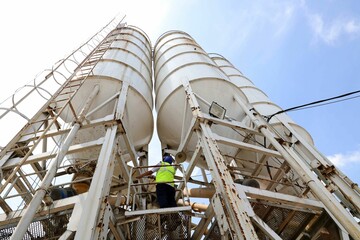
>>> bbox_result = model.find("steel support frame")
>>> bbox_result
[191,202,215,240]
[233,95,360,239]
[74,125,117,239]
[197,124,259,239]
[179,80,281,239]
[9,84,101,240]
[282,121,360,214]
[182,81,269,239]
[9,123,82,240]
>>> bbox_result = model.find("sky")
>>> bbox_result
[0,0,359,185]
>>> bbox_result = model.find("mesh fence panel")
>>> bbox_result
[129,212,190,240]
[206,203,315,240]
[0,211,71,240]
[254,203,314,240]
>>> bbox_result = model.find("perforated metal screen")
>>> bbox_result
[206,203,315,240]
[0,211,71,240]
[129,212,191,240]
[254,203,313,240]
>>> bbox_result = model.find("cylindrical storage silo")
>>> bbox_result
[209,53,313,145]
[56,25,153,192]
[60,25,153,150]
[210,53,316,193]
[154,31,249,163]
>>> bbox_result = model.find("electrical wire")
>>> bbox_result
[265,89,360,121]
[285,94,360,113]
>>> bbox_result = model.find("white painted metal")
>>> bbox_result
[1,19,360,240]
[213,53,360,236]
[235,96,360,239]
[0,16,120,149]
[62,26,153,151]
[207,53,319,193]
[154,31,249,158]
[209,53,313,145]
[74,125,117,240]
[11,85,100,240]
[0,21,156,239]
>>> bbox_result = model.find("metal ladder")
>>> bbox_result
[0,25,120,215]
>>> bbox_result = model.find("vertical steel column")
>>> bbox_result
[74,125,117,239]
[10,85,100,240]
[182,81,258,239]
[198,125,258,239]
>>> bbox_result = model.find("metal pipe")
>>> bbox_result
[330,174,360,213]
[183,188,215,198]
[11,85,100,240]
[234,95,360,239]
[177,199,208,212]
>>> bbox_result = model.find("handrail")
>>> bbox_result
[126,163,190,211]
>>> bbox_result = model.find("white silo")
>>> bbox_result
[53,25,154,194]
[209,53,317,192]
[154,31,249,165]
[1,19,359,239]
[154,31,306,193]
[60,25,153,151]
[209,53,313,144]
[0,22,155,239]
[154,31,360,239]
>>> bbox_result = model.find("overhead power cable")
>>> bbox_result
[265,89,360,122]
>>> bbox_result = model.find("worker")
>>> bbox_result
[136,155,177,208]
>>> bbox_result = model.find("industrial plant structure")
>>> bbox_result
[0,17,359,240]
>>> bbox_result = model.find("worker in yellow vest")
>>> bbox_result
[136,155,176,208]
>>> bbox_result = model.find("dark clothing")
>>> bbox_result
[156,183,177,208]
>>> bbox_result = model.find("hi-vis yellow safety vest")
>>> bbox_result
[156,162,175,187]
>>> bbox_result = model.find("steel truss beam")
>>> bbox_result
[234,95,360,239]
[179,81,360,239]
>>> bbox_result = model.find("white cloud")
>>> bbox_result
[217,1,298,63]
[307,14,360,45]
[327,150,360,167]
[345,20,360,34]
[273,5,296,38]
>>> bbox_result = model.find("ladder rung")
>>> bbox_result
[83,60,99,65]
[75,74,91,78]
[29,117,55,125]
[91,52,104,57]
[10,145,33,151]
[71,77,88,82]
[87,58,101,62]
[19,130,41,137]
[76,71,93,77]
[58,90,75,95]
[64,83,82,89]
[80,66,94,71]
[51,98,68,103]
